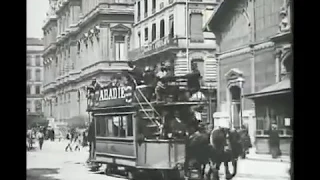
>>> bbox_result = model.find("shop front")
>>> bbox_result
[245,77,292,155]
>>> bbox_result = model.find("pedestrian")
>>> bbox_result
[269,123,281,159]
[82,131,88,147]
[65,131,73,152]
[74,134,81,151]
[51,129,55,141]
[239,125,252,159]
[87,121,95,163]
[37,130,44,150]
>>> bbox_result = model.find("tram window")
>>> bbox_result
[96,116,107,137]
[103,115,133,138]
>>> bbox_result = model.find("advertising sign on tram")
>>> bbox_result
[93,75,133,108]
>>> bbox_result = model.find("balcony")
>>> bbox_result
[43,81,56,92]
[80,61,129,78]
[128,35,179,60]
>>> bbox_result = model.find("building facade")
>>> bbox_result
[128,0,221,123]
[206,0,292,154]
[42,0,134,123]
[27,38,44,116]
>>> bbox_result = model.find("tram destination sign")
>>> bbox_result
[95,85,133,108]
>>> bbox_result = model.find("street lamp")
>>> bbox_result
[208,82,215,125]
[237,77,245,129]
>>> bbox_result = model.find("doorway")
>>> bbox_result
[230,86,241,129]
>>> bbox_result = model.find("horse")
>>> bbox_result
[185,127,243,180]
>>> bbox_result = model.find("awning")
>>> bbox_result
[245,77,291,99]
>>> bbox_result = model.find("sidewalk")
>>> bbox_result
[246,148,290,163]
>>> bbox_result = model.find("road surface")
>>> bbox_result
[27,140,290,180]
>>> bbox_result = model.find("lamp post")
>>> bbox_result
[237,77,245,129]
[208,82,215,125]
[185,0,190,72]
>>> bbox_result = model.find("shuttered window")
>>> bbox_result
[152,23,156,41]
[190,13,204,42]
[169,15,174,38]
[160,19,165,38]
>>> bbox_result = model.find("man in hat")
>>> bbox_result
[155,62,168,102]
[269,123,281,158]
[128,61,144,86]
[185,62,201,96]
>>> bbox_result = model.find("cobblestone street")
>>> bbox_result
[27,140,290,180]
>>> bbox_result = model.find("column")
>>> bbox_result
[99,23,109,61]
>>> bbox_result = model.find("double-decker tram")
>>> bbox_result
[86,65,208,180]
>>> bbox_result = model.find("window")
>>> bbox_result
[35,85,41,94]
[144,0,148,17]
[138,31,141,48]
[137,1,141,21]
[96,115,133,137]
[190,13,204,42]
[35,55,41,66]
[169,15,174,38]
[36,69,41,81]
[27,85,32,95]
[160,19,165,38]
[114,36,126,61]
[152,23,156,41]
[27,100,31,112]
[144,27,149,41]
[27,69,32,80]
[96,116,107,136]
[27,55,32,66]
[35,100,42,113]
[152,0,156,13]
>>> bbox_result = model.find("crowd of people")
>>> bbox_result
[65,128,89,152]
[26,127,45,151]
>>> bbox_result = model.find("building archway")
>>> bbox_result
[225,68,245,129]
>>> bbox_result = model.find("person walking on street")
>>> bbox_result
[269,123,281,159]
[82,131,88,147]
[74,133,81,151]
[37,130,44,150]
[65,131,73,152]
[239,125,252,159]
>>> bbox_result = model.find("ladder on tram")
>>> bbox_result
[129,75,163,138]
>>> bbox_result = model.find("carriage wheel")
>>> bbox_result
[104,165,112,175]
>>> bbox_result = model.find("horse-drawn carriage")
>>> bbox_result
[86,64,241,180]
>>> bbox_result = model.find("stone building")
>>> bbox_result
[128,0,221,123]
[205,0,292,154]
[42,0,134,123]
[27,38,44,116]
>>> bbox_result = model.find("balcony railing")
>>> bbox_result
[128,35,178,60]
[100,0,134,3]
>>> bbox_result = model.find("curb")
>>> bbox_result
[246,156,290,163]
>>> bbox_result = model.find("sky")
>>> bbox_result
[27,0,49,38]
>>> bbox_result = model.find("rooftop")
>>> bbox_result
[27,38,44,46]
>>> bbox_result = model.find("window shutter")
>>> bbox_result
[190,13,204,42]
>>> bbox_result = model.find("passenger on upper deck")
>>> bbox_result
[155,62,168,102]
[87,78,102,105]
[127,61,144,86]
[185,62,201,96]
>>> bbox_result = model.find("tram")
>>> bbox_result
[86,67,208,180]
